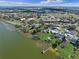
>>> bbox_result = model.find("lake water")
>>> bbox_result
[0,21,54,59]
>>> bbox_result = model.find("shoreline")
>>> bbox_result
[1,19,60,57]
[0,19,22,26]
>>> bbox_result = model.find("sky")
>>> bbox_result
[0,0,79,6]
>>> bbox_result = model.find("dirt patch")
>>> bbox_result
[20,32,32,39]
[34,40,50,50]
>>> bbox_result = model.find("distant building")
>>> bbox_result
[20,18,26,21]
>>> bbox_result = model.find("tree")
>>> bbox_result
[15,25,21,28]
[67,25,76,30]
[55,39,62,45]
[52,43,57,48]
[21,27,27,33]
[29,29,37,35]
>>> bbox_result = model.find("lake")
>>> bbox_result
[0,21,54,59]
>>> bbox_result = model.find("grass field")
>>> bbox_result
[58,43,79,59]
[40,33,52,41]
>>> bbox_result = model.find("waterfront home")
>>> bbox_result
[42,28,59,34]
[20,18,26,21]
[54,32,65,41]
[65,29,77,36]
[70,37,79,47]
[31,23,41,28]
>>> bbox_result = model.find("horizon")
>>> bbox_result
[0,6,79,7]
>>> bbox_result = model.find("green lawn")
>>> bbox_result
[58,43,78,59]
[40,33,52,41]
[2,19,22,25]
[5,20,22,25]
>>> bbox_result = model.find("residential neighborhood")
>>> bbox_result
[0,6,79,59]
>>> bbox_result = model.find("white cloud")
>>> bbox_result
[58,3,79,6]
[40,0,63,4]
[0,1,33,6]
[0,1,7,2]
[0,0,79,7]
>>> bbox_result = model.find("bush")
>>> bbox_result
[52,43,57,48]
[15,25,21,28]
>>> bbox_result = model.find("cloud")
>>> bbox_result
[0,0,79,6]
[0,1,7,2]
[0,1,33,6]
[40,0,63,4]
[58,3,79,6]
